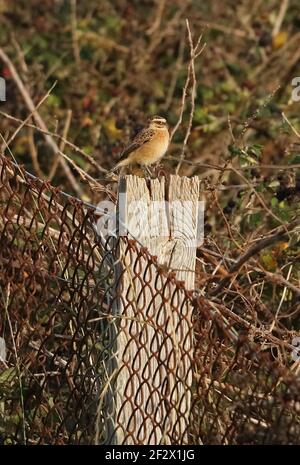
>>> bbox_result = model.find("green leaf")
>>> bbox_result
[249,212,262,227]
[194,107,212,125]
[271,197,278,208]
[248,144,263,158]
[0,367,17,386]
[47,94,60,107]
[289,154,300,164]
[228,144,242,156]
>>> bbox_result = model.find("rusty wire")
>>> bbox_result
[0,153,299,445]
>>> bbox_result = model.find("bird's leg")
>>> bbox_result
[154,161,164,178]
[143,165,153,178]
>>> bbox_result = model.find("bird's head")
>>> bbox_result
[148,115,168,130]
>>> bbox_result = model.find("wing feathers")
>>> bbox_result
[119,128,154,161]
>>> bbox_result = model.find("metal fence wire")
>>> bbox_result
[0,153,299,445]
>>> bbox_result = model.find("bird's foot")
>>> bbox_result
[142,166,154,178]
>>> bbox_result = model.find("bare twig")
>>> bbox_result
[253,265,300,297]
[272,0,289,37]
[28,124,44,178]
[239,86,280,142]
[70,0,81,66]
[200,246,300,298]
[48,109,72,181]
[146,0,166,35]
[169,58,191,141]
[0,110,107,174]
[0,47,83,195]
[176,22,204,174]
[212,189,243,249]
[5,82,57,148]
[1,284,26,444]
[282,112,300,139]
[170,19,205,174]
[269,264,293,333]
[169,21,205,140]
[166,155,300,171]
[11,36,29,75]
[198,20,249,39]
[229,164,290,232]
[209,218,300,296]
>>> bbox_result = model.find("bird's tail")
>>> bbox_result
[105,163,122,179]
[106,159,127,178]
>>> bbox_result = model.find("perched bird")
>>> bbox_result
[107,115,169,177]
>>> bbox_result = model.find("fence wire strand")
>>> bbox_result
[0,153,299,445]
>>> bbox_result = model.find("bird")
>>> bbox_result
[107,115,169,177]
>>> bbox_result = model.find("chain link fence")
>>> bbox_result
[0,153,299,445]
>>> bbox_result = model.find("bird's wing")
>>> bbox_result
[119,128,154,161]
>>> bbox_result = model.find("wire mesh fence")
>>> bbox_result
[0,153,299,445]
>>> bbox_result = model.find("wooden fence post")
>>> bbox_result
[107,175,200,444]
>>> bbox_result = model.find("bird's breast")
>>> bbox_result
[138,130,169,165]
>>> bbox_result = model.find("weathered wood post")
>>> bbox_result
[104,174,200,445]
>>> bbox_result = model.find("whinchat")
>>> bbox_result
[107,115,169,176]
